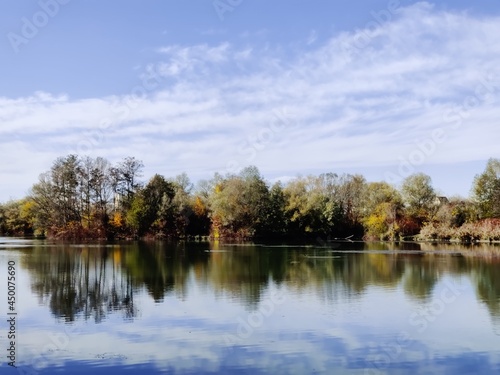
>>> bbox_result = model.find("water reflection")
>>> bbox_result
[22,244,138,322]
[2,239,500,374]
[17,240,500,324]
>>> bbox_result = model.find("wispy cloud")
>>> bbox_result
[2,2,500,200]
[156,43,231,77]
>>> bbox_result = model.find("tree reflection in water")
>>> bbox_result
[20,240,500,332]
[23,244,137,322]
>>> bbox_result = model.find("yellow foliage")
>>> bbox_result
[193,196,207,217]
[112,212,124,228]
[20,200,35,220]
[364,202,392,236]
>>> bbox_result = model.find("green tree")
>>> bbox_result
[126,194,148,237]
[401,173,436,222]
[472,158,500,218]
[362,182,402,215]
[283,176,316,235]
[209,166,270,238]
[260,182,289,237]
[30,172,57,233]
[283,175,347,237]
[129,174,176,237]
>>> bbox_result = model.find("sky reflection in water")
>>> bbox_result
[0,239,499,374]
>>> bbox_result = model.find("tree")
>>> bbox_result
[261,182,289,237]
[76,156,112,227]
[187,195,211,236]
[50,155,81,225]
[336,174,367,224]
[363,202,394,238]
[30,171,57,233]
[0,200,34,235]
[77,156,94,226]
[190,180,213,237]
[283,176,309,234]
[91,157,113,222]
[208,166,270,238]
[171,173,194,236]
[283,175,345,237]
[362,182,402,216]
[126,194,147,237]
[472,158,500,218]
[434,196,477,227]
[127,174,176,237]
[29,155,82,231]
[110,157,144,206]
[401,173,436,222]
[0,204,4,233]
[361,182,402,239]
[29,155,115,235]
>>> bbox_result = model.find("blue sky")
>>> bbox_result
[1,0,500,201]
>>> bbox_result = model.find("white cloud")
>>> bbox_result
[2,2,500,200]
[156,43,231,77]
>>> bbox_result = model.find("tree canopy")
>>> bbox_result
[473,158,500,219]
[0,156,498,242]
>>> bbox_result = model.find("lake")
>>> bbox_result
[0,238,500,374]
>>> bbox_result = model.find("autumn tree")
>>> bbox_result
[29,155,140,238]
[189,179,213,236]
[16,156,500,241]
[188,195,211,237]
[0,200,34,235]
[434,196,477,227]
[0,204,4,233]
[362,182,402,239]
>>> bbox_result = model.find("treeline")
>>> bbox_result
[1,155,499,241]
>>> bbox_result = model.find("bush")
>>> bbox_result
[418,222,452,241]
[418,219,500,243]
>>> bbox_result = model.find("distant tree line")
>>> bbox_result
[1,155,499,242]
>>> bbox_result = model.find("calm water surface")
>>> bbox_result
[0,238,500,374]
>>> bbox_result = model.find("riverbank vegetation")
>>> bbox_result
[1,155,499,242]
